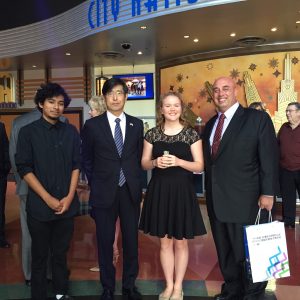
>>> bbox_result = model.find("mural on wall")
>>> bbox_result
[0,72,13,103]
[160,51,300,130]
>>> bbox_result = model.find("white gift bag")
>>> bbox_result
[244,209,290,283]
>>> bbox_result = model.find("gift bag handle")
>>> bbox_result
[255,208,272,225]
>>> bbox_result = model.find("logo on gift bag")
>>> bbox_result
[244,220,291,283]
[267,246,290,278]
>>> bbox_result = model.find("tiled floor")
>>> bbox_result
[1,183,300,299]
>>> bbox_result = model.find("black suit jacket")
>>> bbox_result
[202,105,278,224]
[81,112,144,208]
[0,122,10,177]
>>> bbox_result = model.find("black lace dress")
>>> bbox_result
[139,126,206,239]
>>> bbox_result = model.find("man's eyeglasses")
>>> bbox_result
[106,90,124,97]
[286,109,299,113]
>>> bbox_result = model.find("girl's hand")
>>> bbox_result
[160,154,181,168]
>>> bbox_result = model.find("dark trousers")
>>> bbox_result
[209,215,267,298]
[0,175,8,242]
[27,215,74,300]
[91,184,140,292]
[280,167,300,225]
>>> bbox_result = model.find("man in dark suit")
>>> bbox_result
[0,121,11,248]
[81,78,144,300]
[202,77,278,300]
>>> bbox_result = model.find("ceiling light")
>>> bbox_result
[32,65,36,68]
[271,27,277,32]
[140,26,147,29]
[230,32,236,37]
[137,51,143,55]
[193,38,199,43]
[65,52,71,56]
[296,21,300,24]
[184,35,190,39]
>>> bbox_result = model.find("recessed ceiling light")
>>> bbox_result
[296,21,300,24]
[140,26,147,30]
[137,51,143,55]
[230,32,236,37]
[193,38,199,43]
[65,52,71,56]
[32,65,36,68]
[184,35,190,39]
[271,27,277,32]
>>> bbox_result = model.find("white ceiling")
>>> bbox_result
[1,0,300,70]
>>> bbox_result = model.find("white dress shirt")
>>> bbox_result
[106,111,126,142]
[209,102,239,146]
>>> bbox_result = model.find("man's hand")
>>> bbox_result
[45,195,62,212]
[55,196,72,215]
[258,195,273,211]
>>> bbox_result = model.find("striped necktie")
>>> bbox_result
[211,113,225,159]
[114,118,126,186]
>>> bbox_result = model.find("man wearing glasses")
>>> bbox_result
[278,102,300,229]
[81,78,144,300]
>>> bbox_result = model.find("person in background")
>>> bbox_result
[15,83,80,300]
[81,78,144,300]
[248,101,277,221]
[248,102,265,111]
[139,92,206,300]
[0,121,11,248]
[88,95,107,118]
[87,95,121,272]
[202,77,278,300]
[9,106,68,286]
[278,102,300,229]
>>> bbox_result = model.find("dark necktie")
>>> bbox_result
[211,113,225,158]
[114,118,126,186]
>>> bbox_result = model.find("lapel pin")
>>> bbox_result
[130,123,133,126]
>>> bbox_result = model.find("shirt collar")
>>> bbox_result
[106,110,125,123]
[286,122,300,130]
[39,117,63,130]
[218,102,239,121]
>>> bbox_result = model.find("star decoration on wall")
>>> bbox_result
[177,86,184,93]
[230,68,240,79]
[169,85,174,91]
[273,69,281,78]
[207,97,213,103]
[292,56,299,65]
[176,73,184,82]
[260,73,263,76]
[199,88,207,98]
[268,58,279,69]
[237,79,244,86]
[186,76,189,79]
[249,63,257,71]
[206,63,213,70]
[188,102,193,108]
